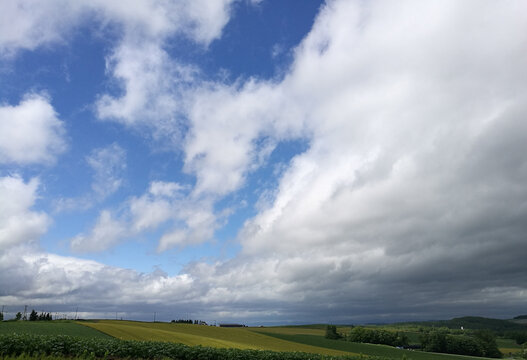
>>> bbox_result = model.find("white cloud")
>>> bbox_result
[184,81,304,196]
[70,210,127,253]
[176,0,527,320]
[95,39,192,139]
[54,144,126,212]
[129,181,220,252]
[1,0,241,145]
[70,181,221,253]
[0,93,66,165]
[91,0,239,142]
[3,0,527,323]
[86,143,126,200]
[0,0,237,56]
[0,1,81,56]
[0,250,195,309]
[0,175,50,249]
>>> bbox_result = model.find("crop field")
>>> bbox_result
[255,332,497,360]
[0,355,86,360]
[0,333,361,360]
[80,320,355,356]
[0,321,110,338]
[250,326,325,336]
[496,338,522,355]
[1,320,522,359]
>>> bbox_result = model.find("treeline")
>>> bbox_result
[170,319,207,325]
[6,310,52,321]
[325,325,502,358]
[406,316,527,334]
[0,333,384,360]
[28,310,52,321]
[420,329,501,358]
[325,326,409,347]
[504,330,527,345]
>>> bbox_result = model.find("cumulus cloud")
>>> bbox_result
[1,0,239,145]
[0,0,236,56]
[0,93,66,165]
[177,0,527,321]
[3,0,527,323]
[0,1,81,56]
[70,181,221,253]
[95,39,194,140]
[70,210,127,253]
[0,175,50,249]
[92,0,237,142]
[0,250,195,314]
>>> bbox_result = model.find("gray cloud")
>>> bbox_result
[1,0,527,325]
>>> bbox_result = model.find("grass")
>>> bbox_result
[79,320,355,356]
[496,338,523,355]
[251,326,325,336]
[255,332,498,360]
[0,321,110,339]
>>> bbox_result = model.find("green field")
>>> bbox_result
[1,319,523,360]
[496,338,523,355]
[80,320,355,356]
[0,321,110,338]
[254,332,496,360]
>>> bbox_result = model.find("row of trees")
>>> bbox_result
[28,310,52,321]
[420,329,501,358]
[170,319,207,325]
[325,326,409,347]
[504,331,527,345]
[5,310,53,321]
[325,325,502,358]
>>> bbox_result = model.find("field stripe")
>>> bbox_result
[79,320,355,356]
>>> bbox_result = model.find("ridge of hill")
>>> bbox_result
[395,316,527,332]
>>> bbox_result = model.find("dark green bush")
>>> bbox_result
[347,327,408,347]
[420,329,501,358]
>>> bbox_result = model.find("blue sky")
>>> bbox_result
[1,0,527,324]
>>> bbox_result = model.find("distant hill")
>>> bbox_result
[400,316,527,332]
[513,315,527,320]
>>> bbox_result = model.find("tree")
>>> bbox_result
[325,325,342,340]
[15,312,22,321]
[473,329,502,358]
[29,310,38,321]
[0,312,3,321]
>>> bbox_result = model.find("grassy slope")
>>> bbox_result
[251,330,496,360]
[79,320,355,356]
[0,321,110,338]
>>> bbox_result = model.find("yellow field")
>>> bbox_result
[80,320,355,356]
[250,326,325,336]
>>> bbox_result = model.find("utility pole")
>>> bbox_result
[75,307,78,320]
[153,312,156,323]
[23,305,28,321]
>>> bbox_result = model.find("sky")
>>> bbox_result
[1,0,526,325]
